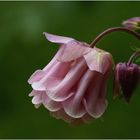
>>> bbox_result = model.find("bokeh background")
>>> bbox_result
[1,1,140,138]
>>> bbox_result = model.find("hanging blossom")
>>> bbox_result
[114,50,140,103]
[27,26,140,124]
[28,33,113,124]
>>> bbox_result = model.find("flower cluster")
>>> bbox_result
[28,33,113,124]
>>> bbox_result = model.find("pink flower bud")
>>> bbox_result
[122,17,140,30]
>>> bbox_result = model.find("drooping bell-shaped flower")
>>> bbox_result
[122,17,140,30]
[28,33,113,124]
[114,51,140,103]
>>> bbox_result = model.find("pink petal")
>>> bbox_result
[63,92,86,118]
[46,90,74,102]
[43,32,74,44]
[91,79,108,118]
[32,93,42,104]
[42,93,62,112]
[89,99,108,118]
[30,90,62,111]
[28,70,46,84]
[32,62,70,91]
[63,70,95,118]
[28,46,68,85]
[28,46,64,85]
[84,48,113,74]
[29,90,38,97]
[58,40,91,62]
[83,73,108,118]
[44,32,92,62]
[43,46,65,71]
[46,58,87,102]
[32,76,61,91]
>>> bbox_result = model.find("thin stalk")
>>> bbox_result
[127,50,140,65]
[90,27,140,48]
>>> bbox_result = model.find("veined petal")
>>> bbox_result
[44,32,92,62]
[89,99,108,118]
[30,90,62,111]
[28,46,66,85]
[84,47,113,74]
[63,92,86,118]
[58,40,91,62]
[32,62,70,91]
[46,58,87,102]
[32,76,61,91]
[29,90,38,97]
[84,73,108,118]
[43,32,74,44]
[63,70,95,118]
[43,46,65,71]
[32,92,42,104]
[42,93,62,112]
[28,70,46,84]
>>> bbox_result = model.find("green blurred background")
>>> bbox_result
[1,1,140,138]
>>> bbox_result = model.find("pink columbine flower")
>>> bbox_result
[28,33,113,124]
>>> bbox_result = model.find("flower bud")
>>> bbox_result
[122,17,140,30]
[114,63,140,102]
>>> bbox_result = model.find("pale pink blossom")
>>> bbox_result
[28,33,113,124]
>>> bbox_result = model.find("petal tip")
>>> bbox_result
[43,32,74,44]
[46,89,74,102]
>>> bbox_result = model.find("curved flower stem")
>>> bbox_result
[90,27,140,48]
[127,50,140,65]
